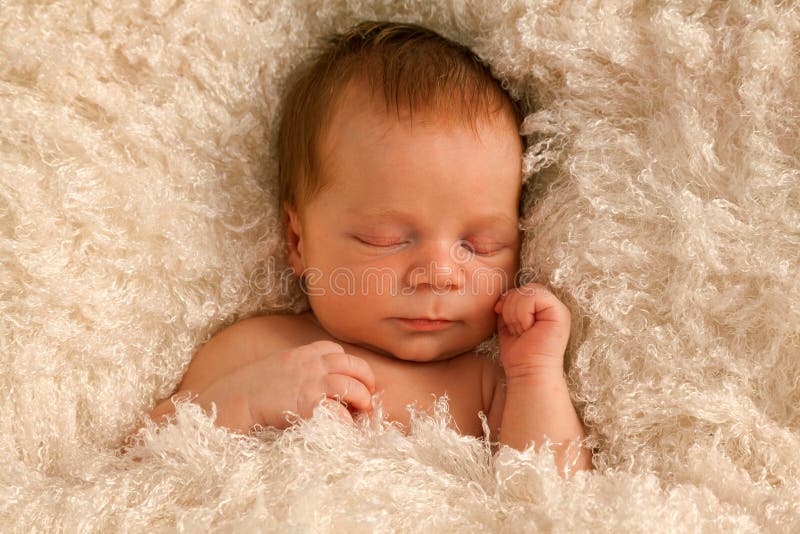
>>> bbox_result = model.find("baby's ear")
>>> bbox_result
[283,203,304,274]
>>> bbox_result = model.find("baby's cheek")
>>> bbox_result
[466,295,501,336]
[466,264,512,298]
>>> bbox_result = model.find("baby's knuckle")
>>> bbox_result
[308,340,344,354]
[345,353,363,371]
[554,300,571,317]
[516,283,539,296]
[321,353,339,371]
[319,351,335,368]
[304,356,326,377]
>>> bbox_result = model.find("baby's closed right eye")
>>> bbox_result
[353,234,408,247]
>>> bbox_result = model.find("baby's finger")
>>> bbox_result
[493,293,507,314]
[516,296,536,332]
[301,340,345,355]
[323,352,376,394]
[503,291,521,336]
[324,374,373,413]
[496,313,512,337]
[522,283,571,324]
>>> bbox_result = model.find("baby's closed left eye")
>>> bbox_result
[460,238,506,255]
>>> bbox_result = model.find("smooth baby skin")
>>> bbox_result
[142,79,592,476]
[149,312,498,437]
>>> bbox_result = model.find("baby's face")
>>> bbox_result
[286,81,522,362]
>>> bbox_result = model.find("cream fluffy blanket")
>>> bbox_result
[2,0,799,531]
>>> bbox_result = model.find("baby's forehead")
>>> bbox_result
[322,75,520,144]
[315,142,522,226]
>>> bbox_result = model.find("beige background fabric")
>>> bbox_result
[1,0,798,530]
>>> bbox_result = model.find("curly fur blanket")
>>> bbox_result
[2,0,799,531]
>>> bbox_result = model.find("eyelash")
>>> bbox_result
[459,240,499,256]
[355,236,407,248]
[355,236,500,256]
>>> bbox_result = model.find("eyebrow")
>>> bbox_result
[350,208,517,227]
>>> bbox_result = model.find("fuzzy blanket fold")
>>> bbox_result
[2,0,799,531]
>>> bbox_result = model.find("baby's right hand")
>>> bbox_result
[193,340,376,433]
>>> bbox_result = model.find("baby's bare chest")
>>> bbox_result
[347,345,487,435]
[255,314,490,436]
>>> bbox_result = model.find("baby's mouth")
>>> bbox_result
[394,317,455,331]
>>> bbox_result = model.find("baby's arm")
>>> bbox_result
[137,317,376,436]
[489,284,593,477]
[146,318,265,427]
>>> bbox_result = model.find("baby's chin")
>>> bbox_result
[351,336,476,362]
[311,310,494,362]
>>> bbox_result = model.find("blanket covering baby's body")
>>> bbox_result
[1,0,798,531]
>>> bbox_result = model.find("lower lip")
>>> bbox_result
[396,318,454,331]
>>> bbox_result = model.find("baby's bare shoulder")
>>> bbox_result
[179,312,321,393]
[237,311,321,351]
[238,311,314,331]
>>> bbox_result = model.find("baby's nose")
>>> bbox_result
[404,239,463,290]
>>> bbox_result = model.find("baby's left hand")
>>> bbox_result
[494,282,572,381]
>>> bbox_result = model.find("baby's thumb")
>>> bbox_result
[494,295,506,314]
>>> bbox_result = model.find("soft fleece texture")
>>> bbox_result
[1,0,799,531]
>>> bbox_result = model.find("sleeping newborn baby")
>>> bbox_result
[143,21,592,476]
